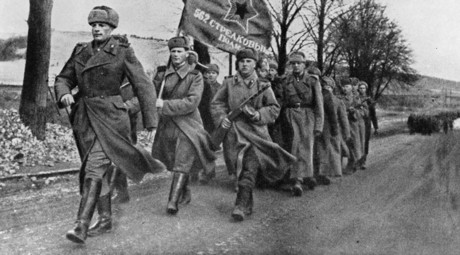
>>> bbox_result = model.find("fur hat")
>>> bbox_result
[88,6,119,28]
[340,77,353,87]
[168,36,190,50]
[236,48,258,62]
[288,51,306,63]
[205,63,220,74]
[322,76,336,88]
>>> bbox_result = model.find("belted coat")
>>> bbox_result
[151,63,216,175]
[210,72,296,182]
[54,36,165,188]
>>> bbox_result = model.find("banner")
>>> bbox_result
[179,0,273,55]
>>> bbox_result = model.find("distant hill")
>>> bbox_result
[415,75,460,95]
[0,30,231,85]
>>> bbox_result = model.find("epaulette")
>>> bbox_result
[189,69,200,75]
[75,42,88,54]
[157,65,167,72]
[112,34,130,47]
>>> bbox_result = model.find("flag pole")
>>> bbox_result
[229,53,232,76]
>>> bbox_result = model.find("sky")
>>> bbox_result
[0,0,459,81]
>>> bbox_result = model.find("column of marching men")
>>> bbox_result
[54,6,378,244]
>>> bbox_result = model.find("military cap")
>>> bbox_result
[205,63,220,74]
[269,61,278,70]
[358,81,368,89]
[340,77,353,86]
[88,6,119,28]
[236,47,259,62]
[168,36,190,50]
[288,51,306,63]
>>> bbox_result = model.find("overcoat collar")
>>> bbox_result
[235,71,258,88]
[165,62,193,79]
[77,36,119,73]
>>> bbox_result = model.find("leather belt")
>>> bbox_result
[285,103,311,108]
[82,91,121,98]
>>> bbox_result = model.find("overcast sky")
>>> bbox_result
[1,0,459,81]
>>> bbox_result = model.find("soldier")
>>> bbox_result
[278,52,324,196]
[267,61,286,147]
[338,78,366,174]
[210,48,296,221]
[357,81,378,169]
[316,77,346,178]
[55,6,165,244]
[151,36,216,215]
[199,63,221,134]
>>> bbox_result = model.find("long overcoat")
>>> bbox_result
[316,89,340,176]
[210,73,296,183]
[339,93,366,162]
[360,95,378,155]
[54,36,165,189]
[151,64,216,175]
[279,73,324,179]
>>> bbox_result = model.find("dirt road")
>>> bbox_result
[1,128,460,254]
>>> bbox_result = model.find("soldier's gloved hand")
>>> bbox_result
[242,105,260,122]
[221,118,232,129]
[156,99,164,108]
[60,94,74,107]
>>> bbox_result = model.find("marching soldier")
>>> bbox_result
[357,81,378,169]
[278,53,324,196]
[210,48,296,221]
[199,63,221,134]
[55,6,165,243]
[338,78,366,174]
[151,36,216,215]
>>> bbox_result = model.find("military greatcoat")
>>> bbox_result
[279,72,324,180]
[210,72,296,183]
[151,63,216,175]
[54,36,165,189]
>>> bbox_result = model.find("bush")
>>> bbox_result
[0,36,27,61]
[407,110,460,135]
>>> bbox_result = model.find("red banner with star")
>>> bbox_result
[179,0,273,54]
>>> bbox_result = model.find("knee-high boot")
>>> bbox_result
[112,168,130,204]
[66,178,101,244]
[179,175,191,204]
[87,192,112,237]
[231,185,252,221]
[167,172,188,215]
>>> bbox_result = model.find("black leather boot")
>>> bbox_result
[88,193,112,237]
[112,170,130,204]
[232,186,251,221]
[179,175,191,205]
[167,172,187,215]
[66,179,101,244]
[292,179,303,196]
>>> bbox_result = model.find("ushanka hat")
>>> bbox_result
[322,76,336,88]
[236,47,259,62]
[168,36,190,50]
[88,6,119,28]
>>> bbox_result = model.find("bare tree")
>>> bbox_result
[301,0,349,75]
[331,0,418,99]
[19,0,53,140]
[267,0,311,75]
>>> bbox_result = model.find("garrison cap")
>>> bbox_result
[168,36,190,50]
[88,6,119,28]
[288,51,306,63]
[205,63,220,74]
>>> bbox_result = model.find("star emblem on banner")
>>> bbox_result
[224,0,258,33]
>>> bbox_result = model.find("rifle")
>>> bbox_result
[210,83,271,148]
